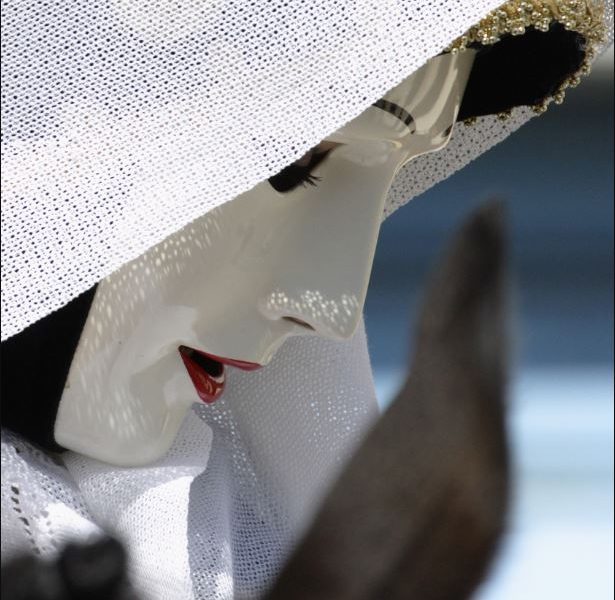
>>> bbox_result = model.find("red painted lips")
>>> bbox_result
[178,345,261,404]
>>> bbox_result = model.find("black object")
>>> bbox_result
[1,286,98,452]
[459,23,586,121]
[1,536,138,600]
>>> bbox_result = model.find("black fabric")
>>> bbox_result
[1,535,138,600]
[1,286,98,452]
[458,24,587,121]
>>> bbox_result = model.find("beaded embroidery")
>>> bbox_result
[449,0,607,121]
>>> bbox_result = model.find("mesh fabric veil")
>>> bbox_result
[2,324,378,599]
[1,1,613,599]
[4,0,611,341]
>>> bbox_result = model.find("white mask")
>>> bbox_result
[55,51,475,466]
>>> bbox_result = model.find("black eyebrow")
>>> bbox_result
[372,99,416,131]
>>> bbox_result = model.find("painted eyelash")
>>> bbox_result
[268,148,332,193]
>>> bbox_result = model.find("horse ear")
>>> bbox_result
[378,200,510,600]
[411,200,508,401]
[265,201,510,600]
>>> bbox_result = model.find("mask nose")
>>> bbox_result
[253,143,400,345]
[260,289,362,340]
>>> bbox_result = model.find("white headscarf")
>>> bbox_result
[1,1,612,598]
[3,0,611,341]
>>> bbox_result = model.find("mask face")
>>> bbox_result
[55,51,475,466]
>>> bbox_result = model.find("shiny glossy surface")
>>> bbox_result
[55,51,475,466]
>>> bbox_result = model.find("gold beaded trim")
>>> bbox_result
[446,0,607,123]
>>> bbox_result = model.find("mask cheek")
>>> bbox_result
[333,139,402,168]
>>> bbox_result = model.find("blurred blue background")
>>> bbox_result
[364,50,614,599]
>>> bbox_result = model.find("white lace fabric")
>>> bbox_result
[2,0,518,341]
[2,324,378,599]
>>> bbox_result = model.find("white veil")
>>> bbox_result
[3,0,611,340]
[2,324,378,599]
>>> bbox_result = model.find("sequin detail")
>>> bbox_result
[450,0,606,120]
